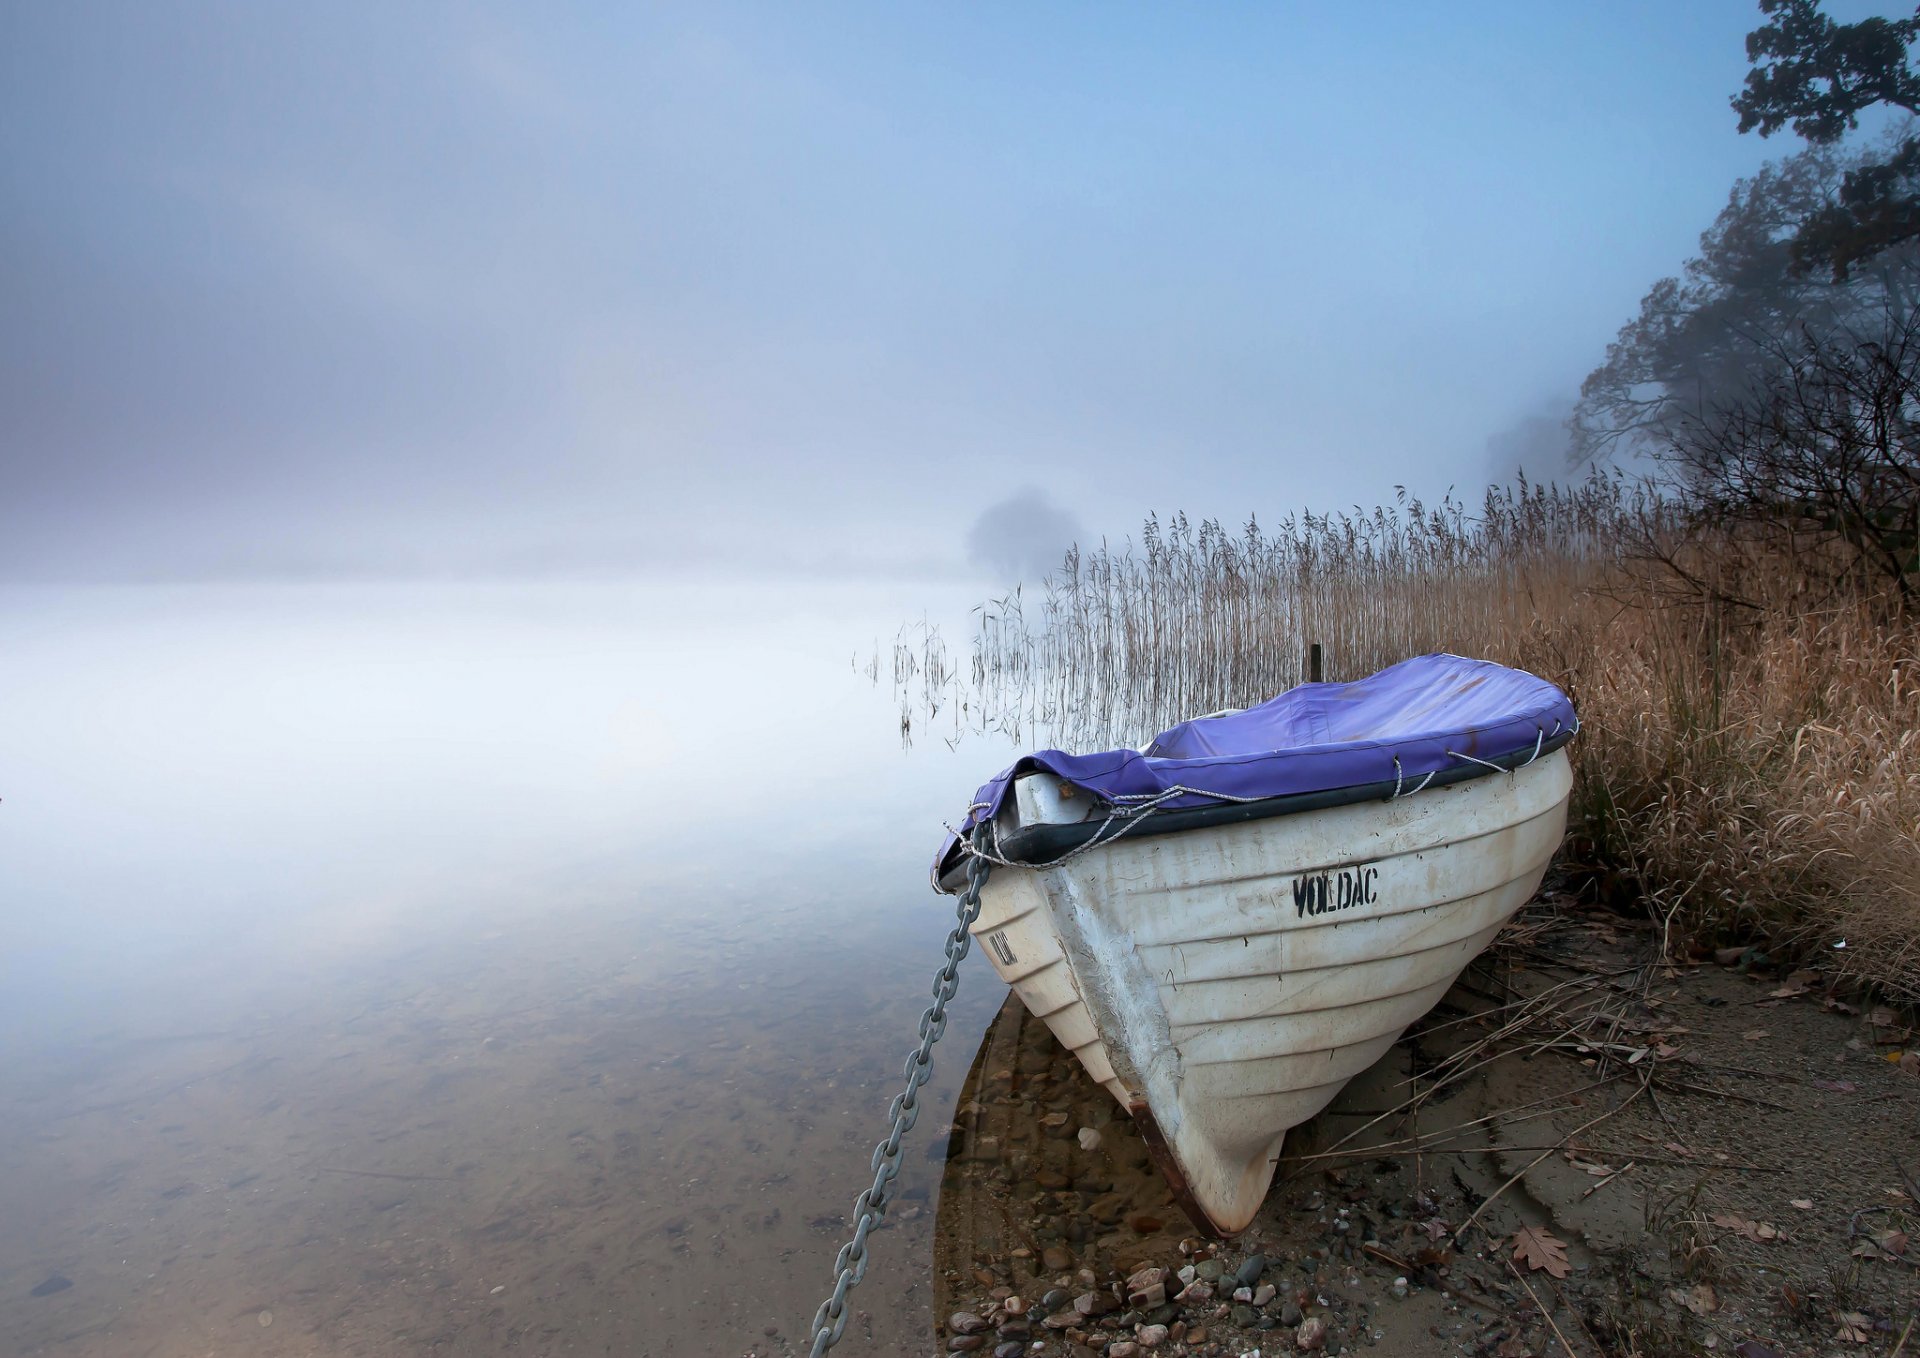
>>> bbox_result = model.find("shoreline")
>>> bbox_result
[921,890,1920,1358]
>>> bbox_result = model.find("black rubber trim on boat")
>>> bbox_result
[936,729,1574,891]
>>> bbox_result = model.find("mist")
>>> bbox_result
[1,2,1791,585]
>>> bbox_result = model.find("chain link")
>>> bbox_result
[805,836,990,1355]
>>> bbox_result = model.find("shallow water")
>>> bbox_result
[0,580,1014,1357]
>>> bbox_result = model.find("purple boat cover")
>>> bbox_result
[938,654,1575,872]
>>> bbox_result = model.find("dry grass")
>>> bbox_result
[1571,595,1920,996]
[912,474,1920,999]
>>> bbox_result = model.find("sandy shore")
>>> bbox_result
[923,888,1919,1358]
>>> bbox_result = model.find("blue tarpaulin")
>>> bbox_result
[937,654,1576,876]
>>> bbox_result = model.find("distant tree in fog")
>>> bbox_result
[1571,0,1920,606]
[1734,0,1920,279]
[966,488,1084,583]
[1572,136,1920,468]
[1485,402,1575,483]
[1575,0,1920,469]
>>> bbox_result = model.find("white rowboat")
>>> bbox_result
[935,654,1576,1236]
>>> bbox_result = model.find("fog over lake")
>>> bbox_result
[0,580,1011,1354]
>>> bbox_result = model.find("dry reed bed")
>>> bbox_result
[910,477,1920,1000]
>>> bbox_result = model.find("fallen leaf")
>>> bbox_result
[1868,1007,1897,1027]
[1811,1079,1858,1093]
[1492,1337,1531,1358]
[1789,1199,1814,1210]
[1668,1283,1719,1315]
[1825,998,1857,1014]
[1899,1052,1920,1075]
[1881,1229,1910,1256]
[1564,1150,1617,1176]
[1417,1219,1449,1240]
[1510,1225,1570,1278]
[1743,1029,1769,1042]
[1712,1213,1787,1243]
[1835,1310,1872,1343]
[1733,1342,1783,1358]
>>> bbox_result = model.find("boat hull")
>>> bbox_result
[967,750,1573,1236]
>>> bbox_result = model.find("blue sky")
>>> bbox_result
[0,2,1871,581]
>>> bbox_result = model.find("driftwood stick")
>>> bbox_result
[1580,1161,1637,1198]
[1505,1257,1587,1358]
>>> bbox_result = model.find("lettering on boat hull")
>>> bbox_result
[1290,864,1380,919]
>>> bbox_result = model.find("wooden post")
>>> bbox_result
[1308,643,1323,683]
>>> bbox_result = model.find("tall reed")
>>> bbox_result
[903,473,1920,999]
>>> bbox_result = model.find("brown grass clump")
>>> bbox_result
[1567,594,1920,995]
[922,474,1920,999]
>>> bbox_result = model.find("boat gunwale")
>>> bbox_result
[935,730,1574,889]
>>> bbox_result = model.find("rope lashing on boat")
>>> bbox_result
[1393,716,1570,798]
[1388,760,1437,799]
[944,777,1259,872]
[952,714,1580,873]
[804,832,991,1356]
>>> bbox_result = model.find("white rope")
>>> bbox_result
[1444,749,1513,774]
[1111,782,1267,806]
[945,798,1158,872]
[1389,756,1436,800]
[947,776,1256,873]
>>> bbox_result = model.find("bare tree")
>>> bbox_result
[1664,298,1920,608]
[1573,135,1920,469]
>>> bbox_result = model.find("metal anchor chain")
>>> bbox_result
[805,837,991,1355]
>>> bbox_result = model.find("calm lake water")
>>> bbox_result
[0,580,1014,1357]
